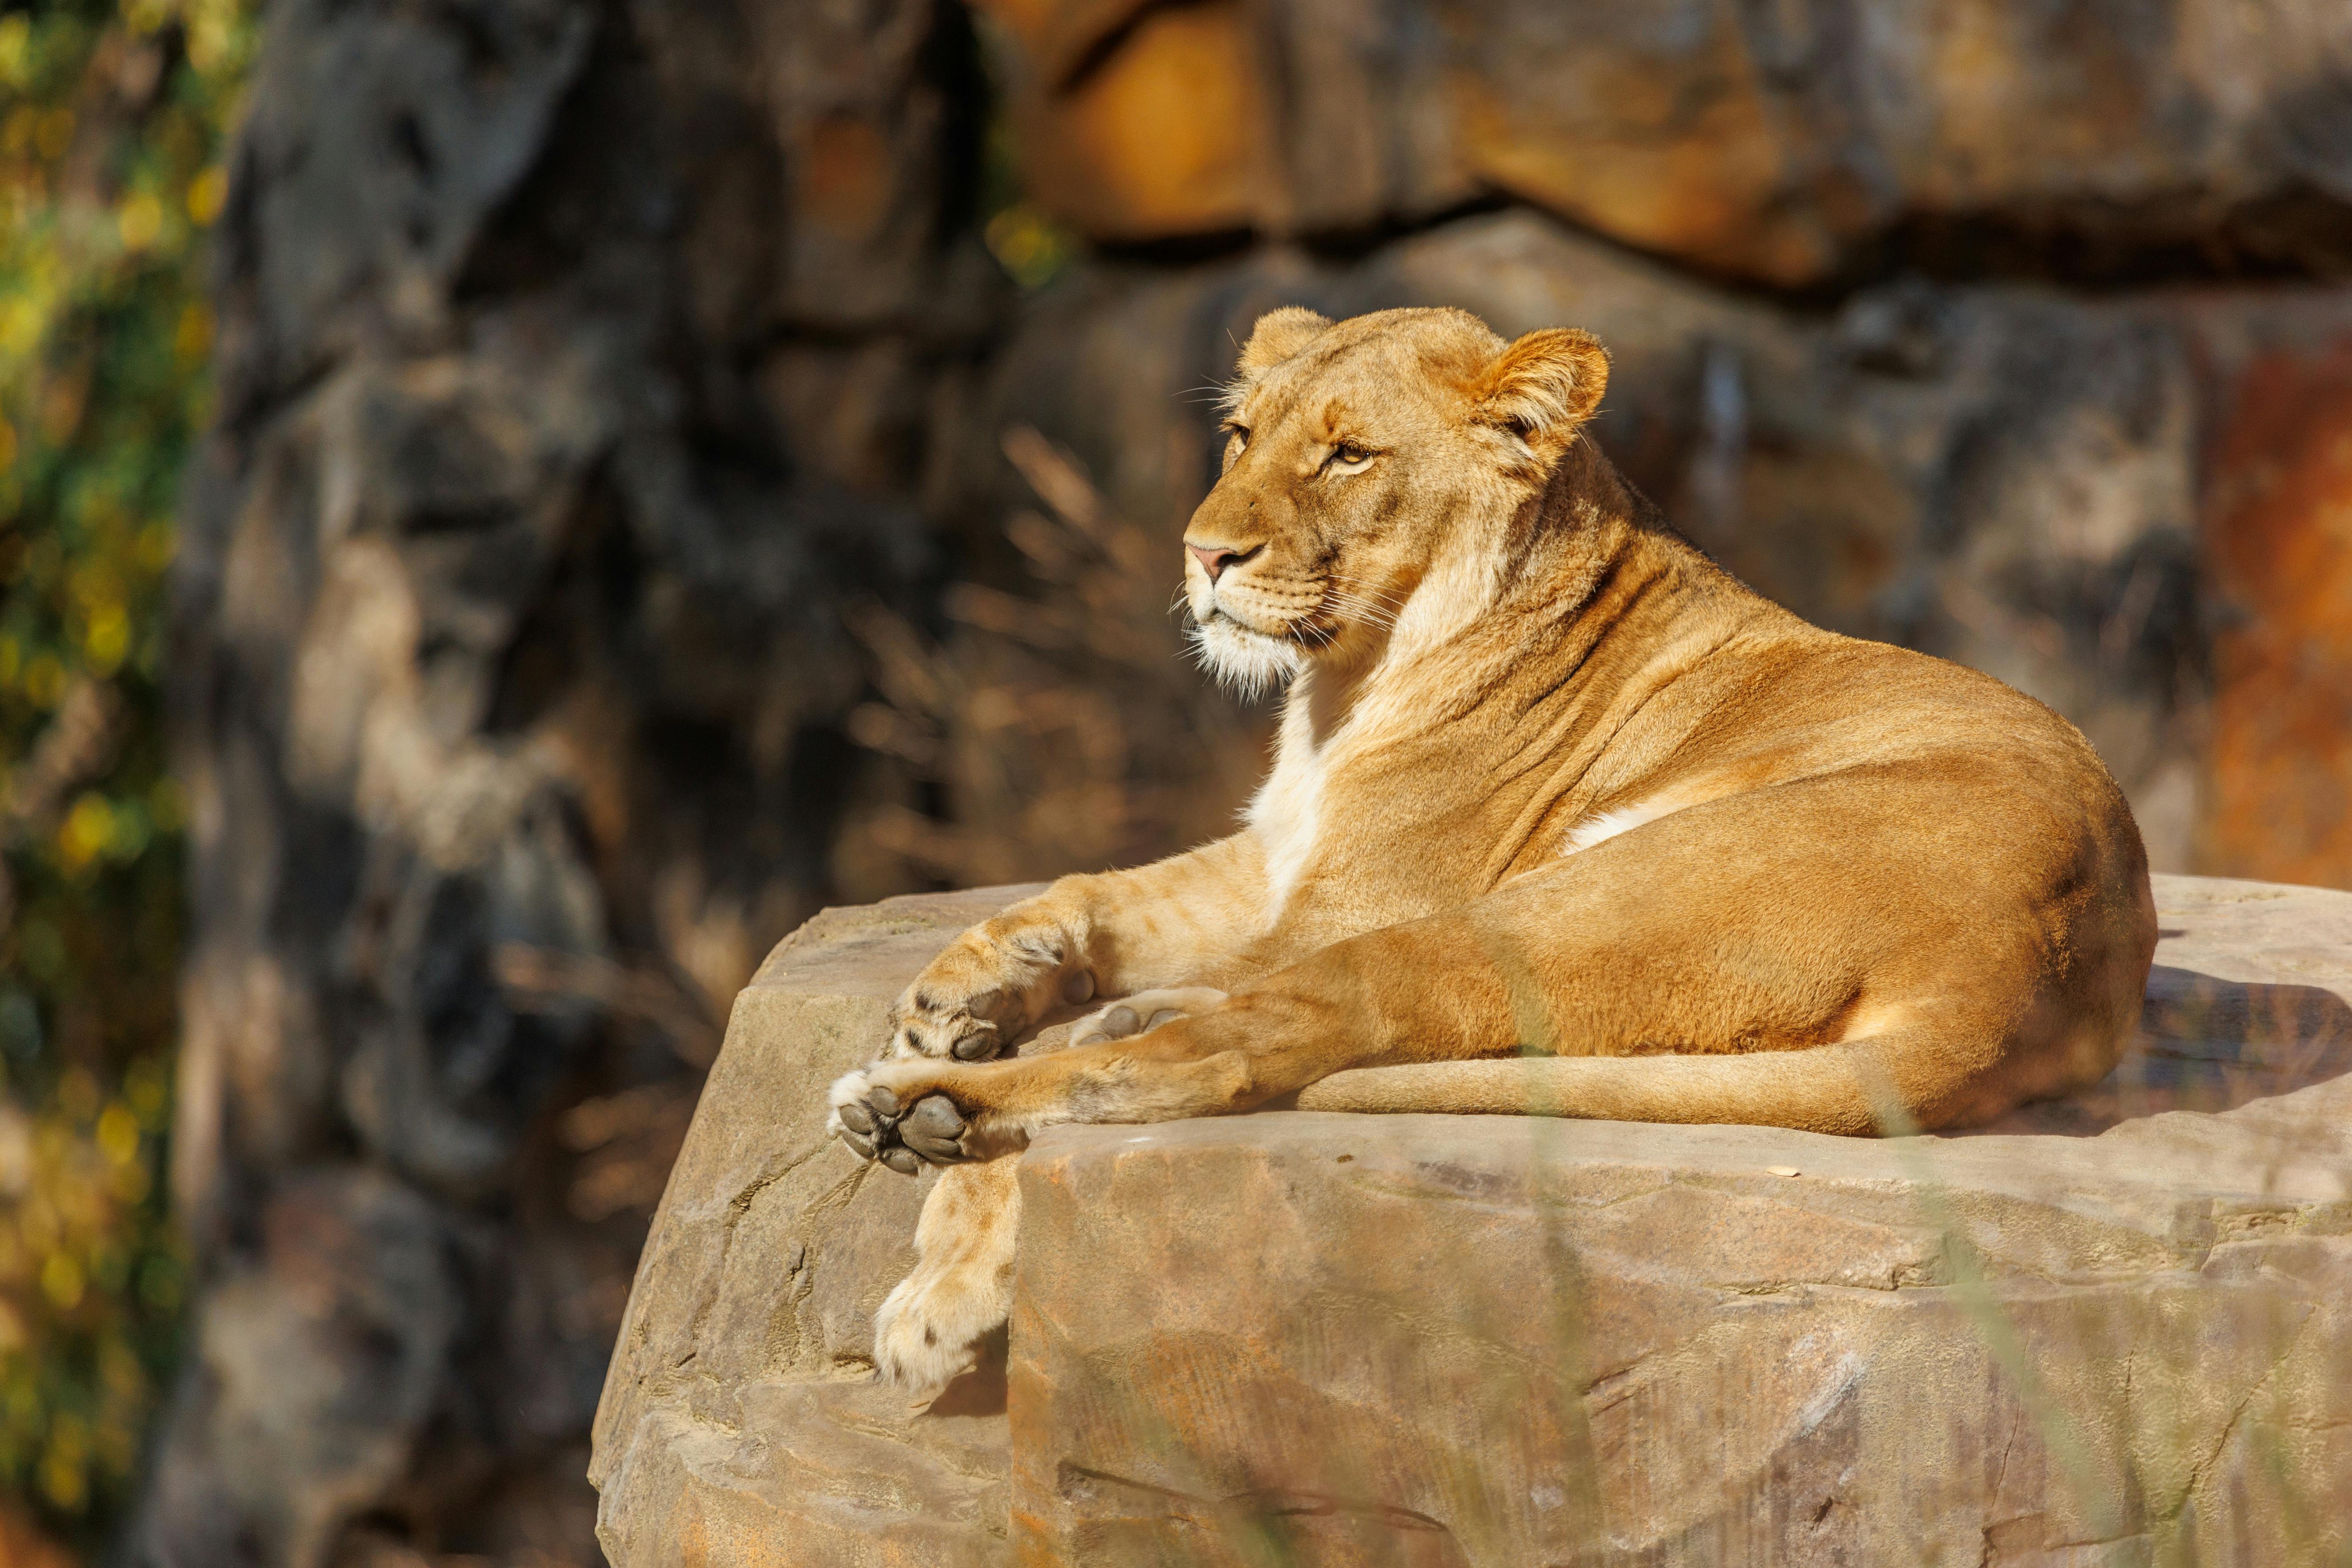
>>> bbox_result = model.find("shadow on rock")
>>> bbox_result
[1975,964,2352,1135]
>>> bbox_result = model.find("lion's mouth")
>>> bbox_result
[1206,575,1356,640]
[1200,603,1299,642]
[1187,608,1308,697]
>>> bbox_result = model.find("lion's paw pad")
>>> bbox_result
[830,1075,967,1174]
[899,1095,967,1163]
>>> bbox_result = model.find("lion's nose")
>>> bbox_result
[1187,543,1257,582]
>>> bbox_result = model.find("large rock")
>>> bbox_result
[984,207,2352,879]
[148,0,991,1557]
[588,887,1042,1567]
[590,873,2352,1565]
[976,0,2352,286]
[2194,319,2352,888]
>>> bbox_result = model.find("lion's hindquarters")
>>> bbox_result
[1270,764,2150,1134]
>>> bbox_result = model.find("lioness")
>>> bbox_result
[828,306,2156,1392]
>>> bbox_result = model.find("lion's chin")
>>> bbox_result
[1188,615,1305,701]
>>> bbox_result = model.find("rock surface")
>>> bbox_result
[976,0,2352,286]
[147,0,993,1557]
[590,873,2352,1565]
[588,887,1043,1567]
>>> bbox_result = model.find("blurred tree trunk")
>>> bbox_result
[136,0,999,1560]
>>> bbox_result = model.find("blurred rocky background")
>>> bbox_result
[0,0,2348,1562]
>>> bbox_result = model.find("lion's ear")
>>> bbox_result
[1235,307,1334,377]
[1469,328,1609,449]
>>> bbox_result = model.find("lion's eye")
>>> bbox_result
[1222,424,1250,471]
[1326,442,1376,477]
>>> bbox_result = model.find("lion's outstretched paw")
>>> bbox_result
[828,1068,971,1174]
[873,1258,1009,1397]
[891,992,1015,1063]
[1074,986,1229,1046]
[890,955,1097,1062]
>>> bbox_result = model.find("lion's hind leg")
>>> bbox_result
[873,1157,1022,1397]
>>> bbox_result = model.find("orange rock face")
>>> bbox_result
[1003,0,1271,242]
[974,0,2352,284]
[1449,6,1860,288]
[971,0,1472,244]
[2202,340,2352,889]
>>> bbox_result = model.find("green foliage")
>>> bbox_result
[970,16,1075,292]
[0,0,252,1546]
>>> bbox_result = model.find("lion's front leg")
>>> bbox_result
[885,904,1099,1065]
[885,834,1267,1064]
[829,1021,1259,1170]
[873,1158,1022,1396]
[831,908,1543,1170]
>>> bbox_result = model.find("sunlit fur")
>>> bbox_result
[1185,616,1302,701]
[1179,307,1609,702]
[833,306,2158,1396]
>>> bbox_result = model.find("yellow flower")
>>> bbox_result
[0,17,27,91]
[85,600,130,674]
[137,519,177,571]
[39,1421,86,1510]
[173,299,213,363]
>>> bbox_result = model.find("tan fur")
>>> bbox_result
[870,1159,1022,1393]
[829,307,2158,1393]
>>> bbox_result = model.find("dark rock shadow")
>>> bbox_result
[922,1323,1009,1418]
[1967,965,2352,1136]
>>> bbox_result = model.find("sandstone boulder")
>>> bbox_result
[591,873,2352,1565]
[588,887,1042,1567]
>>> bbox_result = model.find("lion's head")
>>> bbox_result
[1182,306,1609,695]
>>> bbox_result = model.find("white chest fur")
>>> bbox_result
[1247,741,1325,923]
[1247,675,1354,925]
